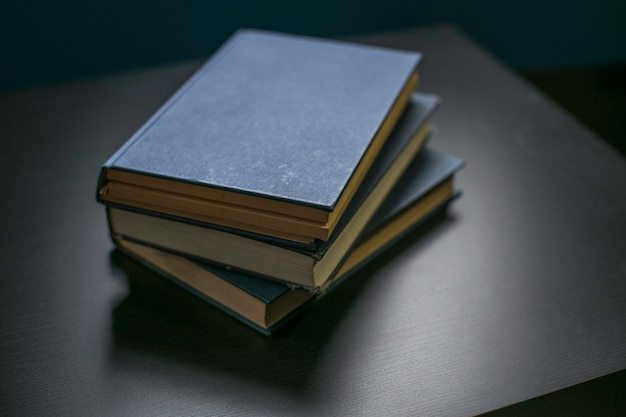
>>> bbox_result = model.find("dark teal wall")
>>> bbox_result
[2,0,625,91]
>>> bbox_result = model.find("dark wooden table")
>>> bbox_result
[2,25,625,416]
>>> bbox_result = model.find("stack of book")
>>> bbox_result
[96,29,464,335]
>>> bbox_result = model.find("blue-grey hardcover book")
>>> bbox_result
[107,93,438,290]
[98,29,422,243]
[114,148,465,335]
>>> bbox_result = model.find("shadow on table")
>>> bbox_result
[107,210,457,394]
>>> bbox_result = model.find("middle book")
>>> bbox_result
[106,93,439,291]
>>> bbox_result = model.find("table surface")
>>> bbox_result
[2,25,625,416]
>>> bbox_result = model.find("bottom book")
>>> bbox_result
[114,148,464,335]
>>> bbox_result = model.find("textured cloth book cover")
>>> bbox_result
[97,29,422,242]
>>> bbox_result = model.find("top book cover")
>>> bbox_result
[97,29,422,242]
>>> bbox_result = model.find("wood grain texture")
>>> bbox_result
[1,26,625,416]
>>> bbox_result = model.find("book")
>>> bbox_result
[97,29,422,243]
[107,92,439,291]
[114,148,465,334]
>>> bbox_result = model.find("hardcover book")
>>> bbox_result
[115,148,465,334]
[107,93,438,291]
[97,29,422,243]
